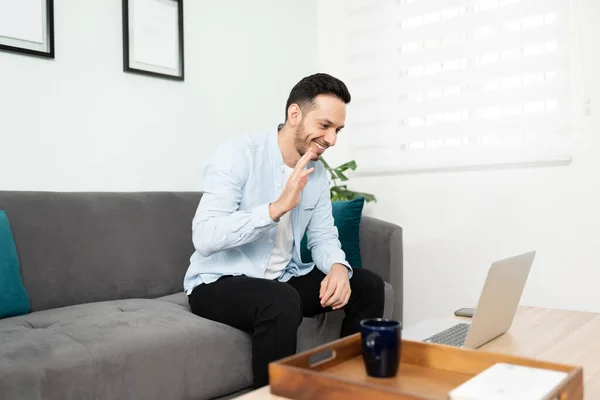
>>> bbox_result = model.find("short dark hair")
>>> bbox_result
[284,73,351,121]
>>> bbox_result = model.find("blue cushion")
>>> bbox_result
[300,197,365,267]
[0,211,30,319]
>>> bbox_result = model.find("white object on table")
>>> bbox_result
[448,362,569,400]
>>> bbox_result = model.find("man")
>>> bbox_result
[184,73,384,388]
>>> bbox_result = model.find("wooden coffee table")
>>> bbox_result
[236,306,600,399]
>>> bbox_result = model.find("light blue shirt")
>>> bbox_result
[183,128,352,293]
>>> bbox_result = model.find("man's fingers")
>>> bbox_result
[300,167,315,178]
[332,287,351,310]
[321,287,335,306]
[343,290,351,306]
[325,282,344,307]
[330,287,347,309]
[295,149,314,173]
[320,276,329,299]
[321,279,336,307]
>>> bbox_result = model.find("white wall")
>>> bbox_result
[0,0,317,191]
[319,0,600,326]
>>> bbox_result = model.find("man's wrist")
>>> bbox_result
[331,263,350,275]
[269,201,285,222]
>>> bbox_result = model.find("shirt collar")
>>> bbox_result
[270,126,285,172]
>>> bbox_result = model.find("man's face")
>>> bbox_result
[293,95,346,161]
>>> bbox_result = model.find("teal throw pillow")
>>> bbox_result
[300,197,365,268]
[0,211,30,319]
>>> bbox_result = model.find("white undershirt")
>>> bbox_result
[265,165,295,280]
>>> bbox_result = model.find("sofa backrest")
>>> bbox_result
[0,191,201,312]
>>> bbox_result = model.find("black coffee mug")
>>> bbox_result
[360,318,402,378]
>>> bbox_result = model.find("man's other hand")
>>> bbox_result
[319,264,351,310]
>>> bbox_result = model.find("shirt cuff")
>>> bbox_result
[251,203,278,228]
[332,261,353,279]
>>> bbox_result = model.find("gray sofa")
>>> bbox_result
[0,191,403,400]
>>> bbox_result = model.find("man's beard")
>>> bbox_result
[294,121,308,156]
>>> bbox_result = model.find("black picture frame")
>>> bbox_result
[122,0,185,81]
[0,0,55,59]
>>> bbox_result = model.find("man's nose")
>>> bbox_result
[325,130,337,147]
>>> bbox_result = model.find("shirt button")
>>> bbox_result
[260,219,265,224]
[268,239,273,244]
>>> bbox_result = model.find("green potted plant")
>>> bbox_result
[320,158,376,203]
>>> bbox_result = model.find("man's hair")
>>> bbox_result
[284,73,351,121]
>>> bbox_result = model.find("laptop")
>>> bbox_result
[403,251,536,349]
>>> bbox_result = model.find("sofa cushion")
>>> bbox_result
[158,291,190,308]
[0,299,252,400]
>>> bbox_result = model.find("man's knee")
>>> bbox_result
[356,268,385,293]
[257,282,303,327]
[353,268,385,308]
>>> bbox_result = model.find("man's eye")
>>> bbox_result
[320,124,327,129]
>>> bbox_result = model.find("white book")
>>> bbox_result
[448,363,568,400]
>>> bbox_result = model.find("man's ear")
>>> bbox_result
[287,104,302,126]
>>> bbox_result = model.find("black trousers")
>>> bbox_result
[188,267,385,388]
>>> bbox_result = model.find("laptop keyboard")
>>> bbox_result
[423,323,470,347]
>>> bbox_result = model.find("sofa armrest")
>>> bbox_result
[359,216,403,322]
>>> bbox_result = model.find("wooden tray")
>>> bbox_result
[268,334,583,399]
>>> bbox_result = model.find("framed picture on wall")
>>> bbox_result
[122,0,185,81]
[0,0,55,58]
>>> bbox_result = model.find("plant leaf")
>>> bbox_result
[338,189,358,199]
[336,189,377,203]
[334,170,349,181]
[335,160,357,173]
[324,158,376,203]
[320,158,337,181]
[361,193,377,203]
[330,186,342,197]
[353,191,377,203]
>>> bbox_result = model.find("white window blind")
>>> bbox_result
[323,0,573,173]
